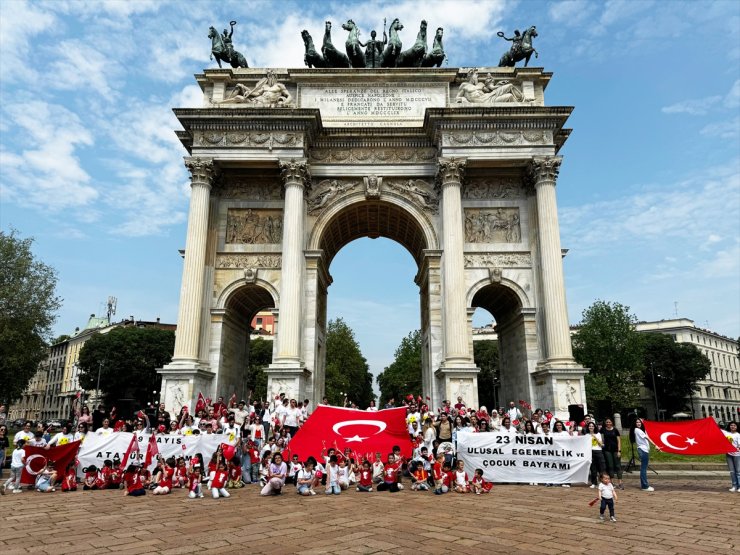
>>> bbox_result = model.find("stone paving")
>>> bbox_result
[1,477,737,554]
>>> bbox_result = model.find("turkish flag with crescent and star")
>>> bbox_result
[20,441,81,486]
[286,406,412,461]
[643,417,735,455]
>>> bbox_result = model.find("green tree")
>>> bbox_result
[377,330,422,405]
[572,300,644,416]
[0,230,62,404]
[246,337,272,402]
[325,318,374,407]
[78,327,175,408]
[642,333,711,417]
[474,340,499,409]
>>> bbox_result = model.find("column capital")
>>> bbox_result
[526,156,562,188]
[436,158,467,190]
[184,157,215,186]
[279,158,310,188]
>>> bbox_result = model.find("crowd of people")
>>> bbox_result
[2,393,739,514]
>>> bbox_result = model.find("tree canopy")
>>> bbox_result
[0,230,62,404]
[641,332,710,417]
[245,337,272,403]
[78,326,175,408]
[325,318,374,407]
[377,330,422,405]
[572,300,644,416]
[474,339,499,410]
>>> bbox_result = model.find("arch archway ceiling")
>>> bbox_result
[320,201,427,266]
[225,285,275,323]
[472,284,521,323]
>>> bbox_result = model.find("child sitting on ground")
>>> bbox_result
[209,461,230,499]
[227,456,244,488]
[152,457,175,495]
[83,465,101,490]
[470,468,492,494]
[288,454,303,486]
[377,454,403,492]
[337,458,350,491]
[357,460,373,492]
[296,457,317,496]
[123,465,146,497]
[61,463,77,492]
[454,460,469,493]
[372,453,384,484]
[35,461,56,493]
[411,462,430,491]
[325,455,341,495]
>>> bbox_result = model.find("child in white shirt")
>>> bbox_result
[598,473,618,522]
[2,440,26,494]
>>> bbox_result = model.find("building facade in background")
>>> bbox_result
[636,319,739,423]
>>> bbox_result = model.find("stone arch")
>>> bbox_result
[468,279,533,412]
[308,191,439,265]
[211,281,278,400]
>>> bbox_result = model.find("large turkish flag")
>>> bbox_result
[20,441,81,486]
[643,417,735,455]
[287,406,412,462]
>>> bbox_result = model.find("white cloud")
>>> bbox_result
[0,101,98,210]
[703,240,740,278]
[700,116,740,140]
[661,96,722,116]
[549,0,598,27]
[0,0,57,83]
[48,39,123,97]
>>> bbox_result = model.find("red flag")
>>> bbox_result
[221,443,236,461]
[20,441,81,486]
[229,392,237,406]
[287,406,412,462]
[145,433,159,466]
[643,417,735,455]
[195,392,206,413]
[121,433,141,468]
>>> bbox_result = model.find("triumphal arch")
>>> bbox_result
[159,62,588,417]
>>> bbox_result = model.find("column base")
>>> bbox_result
[265,365,311,402]
[435,366,480,408]
[158,361,214,414]
[531,366,589,422]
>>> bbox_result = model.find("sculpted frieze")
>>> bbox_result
[384,178,438,213]
[464,253,531,268]
[196,131,302,150]
[463,176,523,199]
[443,130,551,147]
[226,209,283,244]
[464,208,521,243]
[309,147,437,164]
[307,179,360,214]
[216,254,281,269]
[220,179,282,200]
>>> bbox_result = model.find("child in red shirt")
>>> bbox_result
[110,460,123,489]
[152,457,175,495]
[376,454,403,492]
[227,457,244,488]
[356,460,373,492]
[209,461,230,498]
[83,465,101,490]
[174,458,188,488]
[442,462,454,493]
[61,463,77,492]
[470,468,492,494]
[432,453,446,494]
[100,460,114,489]
[188,463,204,499]
[123,465,146,497]
[411,465,430,491]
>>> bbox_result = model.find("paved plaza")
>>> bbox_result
[1,477,737,554]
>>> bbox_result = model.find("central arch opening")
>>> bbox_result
[312,198,435,405]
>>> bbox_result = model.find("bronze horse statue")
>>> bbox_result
[302,30,326,68]
[322,21,351,68]
[422,26,445,67]
[381,18,403,67]
[497,26,538,67]
[208,24,248,68]
[342,19,364,68]
[396,19,427,67]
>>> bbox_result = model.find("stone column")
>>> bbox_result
[172,157,214,362]
[528,156,574,364]
[438,159,473,366]
[274,159,310,365]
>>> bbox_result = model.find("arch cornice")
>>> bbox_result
[307,190,439,264]
[215,276,280,311]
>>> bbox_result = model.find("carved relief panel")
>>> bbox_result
[225,209,283,244]
[220,178,282,200]
[463,176,523,200]
[464,208,521,243]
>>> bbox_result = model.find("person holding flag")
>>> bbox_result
[633,419,654,492]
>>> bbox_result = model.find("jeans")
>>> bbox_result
[0,451,5,478]
[638,449,650,489]
[603,450,623,480]
[727,455,740,489]
[4,466,22,490]
[590,450,607,485]
[250,462,260,483]
[600,497,615,517]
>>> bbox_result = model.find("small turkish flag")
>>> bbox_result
[643,417,735,455]
[288,406,412,462]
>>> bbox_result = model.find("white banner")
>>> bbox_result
[77,433,228,477]
[457,432,592,484]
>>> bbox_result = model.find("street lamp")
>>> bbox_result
[95,360,104,406]
[649,363,660,421]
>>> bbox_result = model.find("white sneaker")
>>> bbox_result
[643,486,655,492]
[561,484,570,488]
[730,487,737,492]
[12,489,21,494]
[610,516,617,522]
[589,484,595,489]
[310,489,316,496]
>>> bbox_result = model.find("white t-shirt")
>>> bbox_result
[275,404,289,424]
[599,482,615,499]
[327,464,340,484]
[726,431,740,456]
[96,427,113,437]
[297,468,315,484]
[11,448,25,468]
[499,425,517,435]
[455,470,467,486]
[634,428,650,453]
[337,465,349,483]
[222,425,241,443]
[48,432,74,446]
[589,432,603,451]
[14,430,34,444]
[284,407,301,428]
[372,461,384,480]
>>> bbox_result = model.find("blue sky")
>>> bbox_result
[1,0,739,383]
